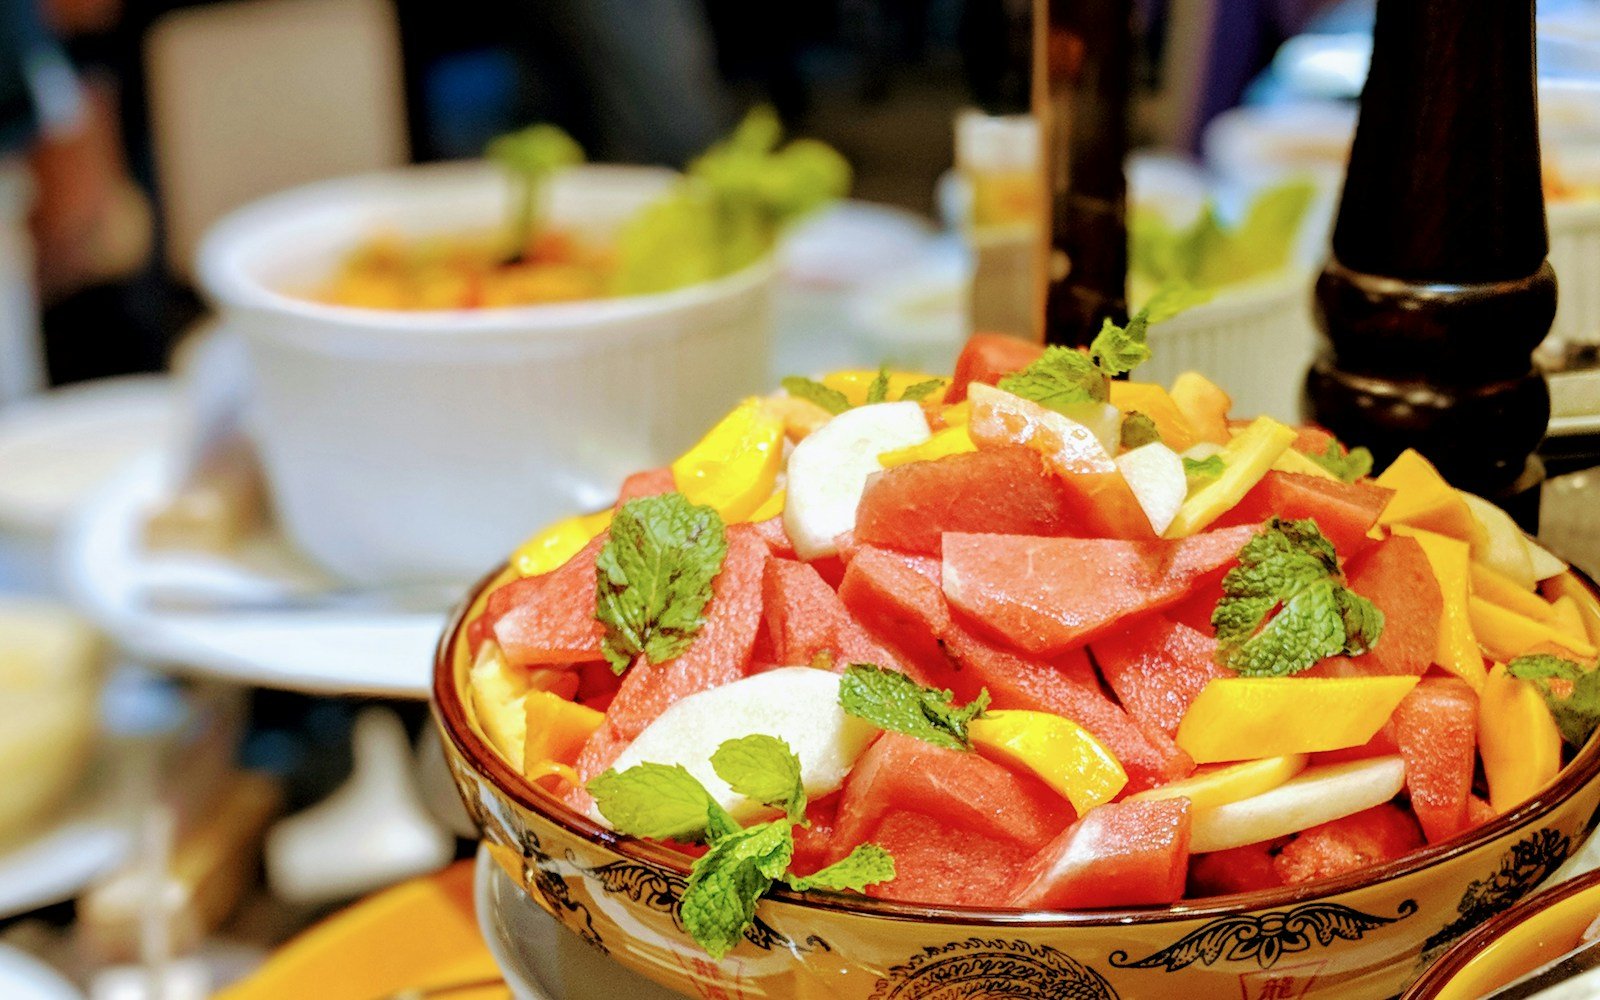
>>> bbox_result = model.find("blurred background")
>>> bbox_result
[0,0,1597,997]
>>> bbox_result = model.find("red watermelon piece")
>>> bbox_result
[489,535,607,667]
[1468,796,1497,827]
[1216,471,1394,558]
[859,809,1033,905]
[1304,536,1441,679]
[573,525,769,781]
[1092,617,1229,738]
[855,447,1076,555]
[831,733,1074,859]
[1390,678,1478,843]
[615,467,675,506]
[1188,840,1288,897]
[749,515,796,559]
[947,333,1045,403]
[1273,804,1423,885]
[837,545,953,676]
[941,525,1258,656]
[762,558,911,676]
[1293,425,1338,456]
[789,791,841,878]
[1007,799,1192,909]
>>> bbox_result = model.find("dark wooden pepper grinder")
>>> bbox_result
[1306,0,1554,530]
[1034,0,1132,347]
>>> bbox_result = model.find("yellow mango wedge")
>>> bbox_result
[1469,595,1599,662]
[1470,562,1555,621]
[671,398,785,522]
[1164,416,1297,538]
[511,510,611,578]
[1271,446,1339,480]
[1176,676,1419,764]
[1479,662,1563,814]
[1169,372,1232,445]
[1128,755,1308,811]
[1109,381,1196,452]
[821,370,947,406]
[1375,449,1485,546]
[745,489,785,523]
[941,400,971,427]
[1552,596,1590,647]
[468,644,531,771]
[879,425,977,467]
[1390,526,1487,691]
[1543,575,1600,647]
[967,709,1128,813]
[523,690,604,775]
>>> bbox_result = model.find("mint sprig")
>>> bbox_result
[595,493,728,674]
[1089,310,1153,377]
[838,664,989,750]
[1508,654,1600,747]
[898,378,947,402]
[1212,518,1385,676]
[1310,441,1375,483]
[588,735,894,959]
[997,309,1153,414]
[781,371,948,414]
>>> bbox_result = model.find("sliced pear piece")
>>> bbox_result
[1116,441,1187,537]
[1190,756,1407,854]
[1461,492,1537,591]
[784,402,930,559]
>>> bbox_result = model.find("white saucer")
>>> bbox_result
[62,452,443,698]
[0,945,80,1000]
[0,761,133,921]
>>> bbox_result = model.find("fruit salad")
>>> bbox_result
[456,319,1600,959]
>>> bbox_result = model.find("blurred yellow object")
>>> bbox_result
[1176,676,1419,763]
[941,401,971,427]
[469,644,530,772]
[1470,562,1555,620]
[878,426,977,467]
[820,370,947,406]
[216,861,507,1000]
[764,394,833,442]
[1128,755,1308,811]
[1109,381,1196,452]
[1391,526,1487,691]
[1470,596,1598,662]
[1376,449,1485,546]
[1169,372,1232,445]
[511,510,611,578]
[746,489,786,523]
[1272,447,1339,480]
[967,710,1127,813]
[1552,596,1590,647]
[318,231,611,311]
[1479,663,1563,814]
[671,398,785,522]
[1164,416,1296,537]
[523,691,604,775]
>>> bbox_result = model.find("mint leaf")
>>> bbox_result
[595,494,728,674]
[587,763,729,843]
[997,346,1105,410]
[1141,283,1215,323]
[679,820,794,959]
[1310,441,1375,483]
[1089,310,1153,377]
[1121,411,1161,449]
[1212,518,1385,676]
[1184,454,1225,484]
[784,843,895,893]
[1508,654,1600,747]
[864,367,891,404]
[898,378,947,402]
[839,664,989,750]
[711,735,805,822]
[781,376,851,415]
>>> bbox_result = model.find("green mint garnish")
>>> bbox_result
[1121,411,1162,449]
[486,124,584,262]
[1507,654,1600,747]
[1089,310,1153,377]
[1310,441,1375,483]
[1212,518,1385,676]
[595,493,728,674]
[588,735,893,959]
[781,376,851,414]
[1184,454,1226,484]
[998,309,1153,414]
[898,378,948,402]
[864,367,891,404]
[838,664,989,750]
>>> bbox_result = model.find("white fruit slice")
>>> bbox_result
[1189,755,1406,854]
[1116,442,1187,536]
[1461,491,1537,590]
[1526,536,1569,582]
[595,667,878,824]
[784,401,930,559]
[1059,401,1124,455]
[469,643,531,771]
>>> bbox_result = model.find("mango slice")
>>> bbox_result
[1469,596,1599,662]
[745,488,786,523]
[821,370,947,406]
[469,643,531,771]
[1271,447,1340,480]
[1128,755,1308,811]
[1552,596,1590,647]
[511,510,611,578]
[1164,416,1297,538]
[1176,676,1419,764]
[1375,450,1484,546]
[1479,662,1563,814]
[671,397,786,522]
[1390,526,1487,690]
[1169,372,1232,445]
[878,425,977,468]
[523,690,604,775]
[967,709,1128,813]
[1109,381,1196,452]
[1471,562,1556,621]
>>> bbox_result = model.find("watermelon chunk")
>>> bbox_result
[573,526,769,781]
[941,525,1258,655]
[1092,617,1229,738]
[1293,426,1338,456]
[859,809,1033,904]
[837,545,953,675]
[1272,804,1423,885]
[1305,536,1442,679]
[831,733,1074,858]
[1007,799,1192,909]
[489,535,607,667]
[1216,471,1395,558]
[790,791,841,878]
[947,333,1044,403]
[1188,840,1287,897]
[615,467,676,506]
[749,515,796,560]
[1390,678,1478,843]
[1468,796,1497,826]
[855,447,1076,555]
[762,558,910,675]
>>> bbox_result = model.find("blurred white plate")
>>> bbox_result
[0,758,132,922]
[0,946,80,1000]
[61,452,442,698]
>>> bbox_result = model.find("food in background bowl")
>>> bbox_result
[436,323,1600,998]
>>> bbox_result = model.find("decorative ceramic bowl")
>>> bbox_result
[434,563,1600,1000]
[1402,866,1600,999]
